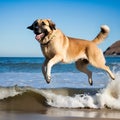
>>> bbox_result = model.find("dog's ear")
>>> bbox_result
[27,25,33,30]
[47,19,56,30]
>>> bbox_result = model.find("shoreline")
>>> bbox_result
[0,108,120,120]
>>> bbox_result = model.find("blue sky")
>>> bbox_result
[0,0,120,57]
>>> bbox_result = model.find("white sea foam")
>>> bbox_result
[0,86,22,99]
[96,71,120,109]
[42,92,98,108]
[41,71,120,109]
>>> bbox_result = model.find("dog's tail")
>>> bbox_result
[92,25,110,45]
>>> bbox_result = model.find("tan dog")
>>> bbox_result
[27,19,115,85]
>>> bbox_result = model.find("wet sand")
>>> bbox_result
[0,111,119,120]
[0,108,120,119]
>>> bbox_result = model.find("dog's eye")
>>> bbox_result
[41,22,45,25]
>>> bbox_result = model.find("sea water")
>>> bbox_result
[0,56,120,110]
[0,57,119,88]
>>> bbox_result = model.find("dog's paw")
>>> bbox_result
[89,78,93,86]
[46,75,51,84]
[89,81,93,86]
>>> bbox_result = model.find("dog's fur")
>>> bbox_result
[27,19,115,85]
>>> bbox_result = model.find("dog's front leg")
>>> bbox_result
[42,59,49,80]
[46,55,62,83]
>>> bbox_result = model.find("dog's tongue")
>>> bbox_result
[35,33,45,40]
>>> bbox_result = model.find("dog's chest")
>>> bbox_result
[41,45,55,58]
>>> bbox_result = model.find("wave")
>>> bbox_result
[0,71,120,110]
[42,74,120,109]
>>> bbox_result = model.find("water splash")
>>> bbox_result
[41,71,120,109]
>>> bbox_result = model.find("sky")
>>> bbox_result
[0,0,120,57]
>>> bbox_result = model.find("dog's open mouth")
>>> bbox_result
[35,33,45,41]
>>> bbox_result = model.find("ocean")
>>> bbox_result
[0,57,119,88]
[0,56,120,119]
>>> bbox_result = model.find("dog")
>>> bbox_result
[27,19,115,85]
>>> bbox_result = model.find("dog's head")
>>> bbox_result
[27,19,56,41]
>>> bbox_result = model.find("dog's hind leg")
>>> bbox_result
[91,63,115,80]
[87,47,115,80]
[100,65,115,80]
[75,59,93,85]
[90,60,115,80]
